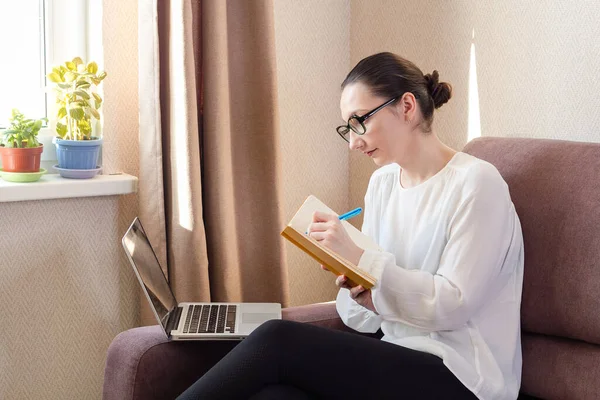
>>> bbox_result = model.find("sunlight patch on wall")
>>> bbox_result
[468,29,481,142]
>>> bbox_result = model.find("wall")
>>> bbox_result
[471,1,600,143]
[349,0,600,214]
[0,0,140,398]
[273,0,351,306]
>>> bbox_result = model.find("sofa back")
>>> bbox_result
[464,137,600,399]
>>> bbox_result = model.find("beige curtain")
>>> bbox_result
[201,0,289,303]
[138,0,289,325]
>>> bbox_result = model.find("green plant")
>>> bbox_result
[1,109,46,148]
[47,57,107,140]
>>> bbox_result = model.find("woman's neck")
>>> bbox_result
[397,133,457,188]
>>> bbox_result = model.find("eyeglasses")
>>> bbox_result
[336,96,399,143]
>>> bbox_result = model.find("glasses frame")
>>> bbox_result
[336,96,400,143]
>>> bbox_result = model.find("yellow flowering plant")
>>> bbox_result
[47,57,107,140]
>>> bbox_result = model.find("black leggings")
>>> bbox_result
[177,320,478,400]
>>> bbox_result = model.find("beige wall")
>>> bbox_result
[274,0,351,306]
[349,0,600,216]
[472,1,600,143]
[0,1,140,398]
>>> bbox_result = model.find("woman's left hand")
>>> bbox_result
[336,275,377,313]
[307,211,364,266]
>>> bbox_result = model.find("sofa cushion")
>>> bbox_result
[520,332,600,399]
[464,137,600,345]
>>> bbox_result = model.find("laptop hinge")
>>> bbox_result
[165,306,183,335]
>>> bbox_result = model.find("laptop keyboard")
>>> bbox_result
[183,304,237,334]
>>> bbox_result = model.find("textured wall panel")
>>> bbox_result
[472,1,600,143]
[0,197,139,400]
[0,0,140,398]
[274,0,351,306]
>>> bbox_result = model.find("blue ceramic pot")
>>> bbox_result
[53,137,103,170]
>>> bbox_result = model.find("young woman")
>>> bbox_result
[177,52,524,400]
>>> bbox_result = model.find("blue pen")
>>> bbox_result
[306,207,363,234]
[338,207,363,221]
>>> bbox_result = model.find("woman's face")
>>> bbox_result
[339,82,414,166]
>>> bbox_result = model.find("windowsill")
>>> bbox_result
[0,173,138,203]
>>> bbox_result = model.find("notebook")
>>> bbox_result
[281,195,383,289]
[122,217,281,340]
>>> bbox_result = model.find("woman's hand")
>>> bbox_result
[307,211,364,265]
[336,275,377,314]
[309,212,375,312]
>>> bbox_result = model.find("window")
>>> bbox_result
[0,0,90,169]
[0,1,46,125]
[0,1,137,201]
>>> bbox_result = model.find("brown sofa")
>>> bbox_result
[103,137,600,400]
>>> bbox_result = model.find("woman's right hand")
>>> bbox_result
[320,264,329,271]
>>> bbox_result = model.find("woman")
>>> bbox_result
[178,52,524,400]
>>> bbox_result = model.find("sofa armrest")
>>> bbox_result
[282,301,354,331]
[103,302,353,400]
[103,324,240,400]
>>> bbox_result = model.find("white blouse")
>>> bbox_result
[336,152,524,400]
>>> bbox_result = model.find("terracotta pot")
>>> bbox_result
[0,145,44,172]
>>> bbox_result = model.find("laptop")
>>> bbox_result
[122,217,282,340]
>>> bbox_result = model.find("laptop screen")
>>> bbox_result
[122,218,177,329]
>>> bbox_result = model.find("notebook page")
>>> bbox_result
[289,195,383,252]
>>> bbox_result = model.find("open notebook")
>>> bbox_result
[281,195,383,289]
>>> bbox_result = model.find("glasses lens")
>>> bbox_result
[337,125,350,142]
[348,117,365,134]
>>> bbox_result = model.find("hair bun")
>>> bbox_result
[424,70,452,109]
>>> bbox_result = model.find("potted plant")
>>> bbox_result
[47,57,107,178]
[0,109,47,182]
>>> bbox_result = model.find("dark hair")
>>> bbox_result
[341,52,452,132]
